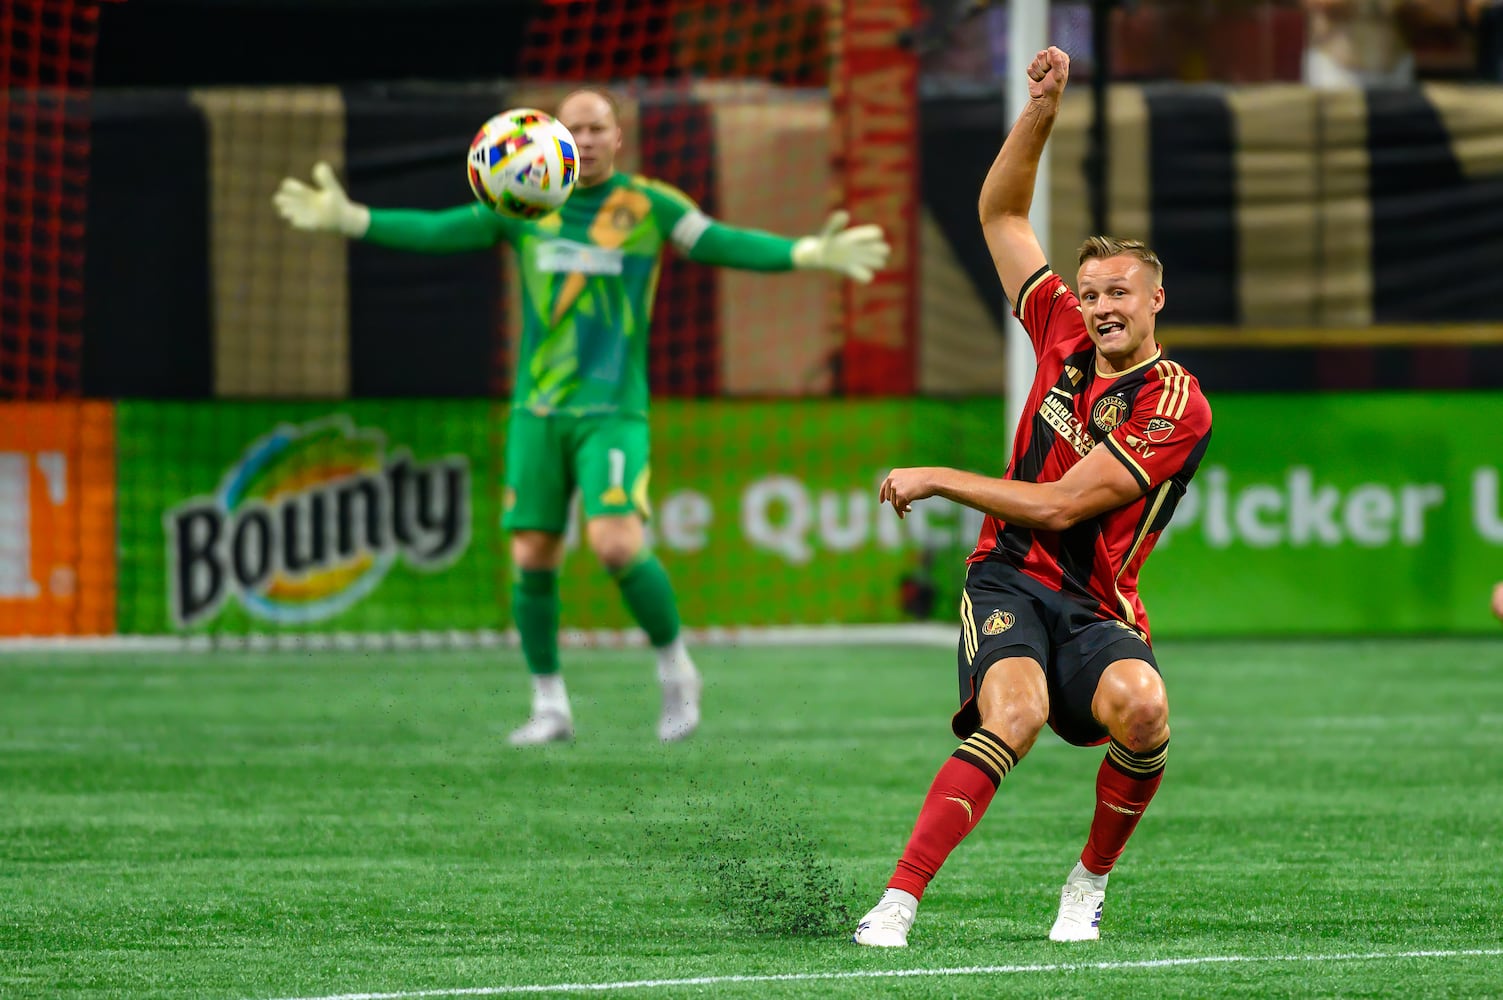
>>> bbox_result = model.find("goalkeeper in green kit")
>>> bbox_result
[274,88,890,745]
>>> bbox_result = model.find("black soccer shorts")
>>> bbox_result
[952,559,1159,748]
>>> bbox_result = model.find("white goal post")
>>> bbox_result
[1004,0,1049,457]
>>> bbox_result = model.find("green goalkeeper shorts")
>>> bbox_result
[502,409,652,533]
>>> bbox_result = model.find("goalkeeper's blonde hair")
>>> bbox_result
[1077,236,1163,285]
[558,86,622,121]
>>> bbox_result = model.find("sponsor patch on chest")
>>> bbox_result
[535,239,624,275]
[1041,392,1094,458]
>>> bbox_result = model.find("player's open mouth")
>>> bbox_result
[1096,322,1124,336]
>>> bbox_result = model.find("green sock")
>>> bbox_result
[613,552,681,648]
[514,568,560,675]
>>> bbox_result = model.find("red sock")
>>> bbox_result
[888,729,1018,900]
[1081,738,1168,874]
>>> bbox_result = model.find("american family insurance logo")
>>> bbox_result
[166,417,470,627]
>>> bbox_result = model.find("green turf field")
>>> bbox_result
[3,637,1501,999]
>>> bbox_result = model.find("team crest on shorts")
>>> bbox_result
[982,610,1015,635]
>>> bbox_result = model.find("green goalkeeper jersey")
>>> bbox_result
[362,172,801,417]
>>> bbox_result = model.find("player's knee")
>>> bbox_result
[594,547,637,574]
[1114,699,1169,752]
[511,531,563,571]
[588,533,639,573]
[982,700,1048,756]
[1096,660,1168,751]
[976,660,1049,755]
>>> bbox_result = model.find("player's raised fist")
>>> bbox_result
[1027,46,1070,103]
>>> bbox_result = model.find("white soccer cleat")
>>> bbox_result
[657,667,702,742]
[853,899,916,947]
[1049,879,1106,941]
[507,710,574,746]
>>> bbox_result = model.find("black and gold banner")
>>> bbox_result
[77,84,730,400]
[73,81,1503,399]
[918,83,1503,392]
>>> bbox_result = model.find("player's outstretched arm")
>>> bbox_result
[682,211,890,283]
[879,445,1143,531]
[978,46,1069,306]
[272,162,507,253]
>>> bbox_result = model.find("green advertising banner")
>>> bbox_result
[114,398,1002,634]
[1144,393,1503,636]
[555,393,1503,637]
[116,401,505,634]
[115,394,1502,637]
[549,399,1002,629]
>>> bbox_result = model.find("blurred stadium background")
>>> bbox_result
[3,0,1502,643]
[6,4,1503,999]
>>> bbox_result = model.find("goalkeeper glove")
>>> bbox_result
[272,162,371,237]
[791,210,890,283]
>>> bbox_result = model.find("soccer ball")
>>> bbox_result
[466,108,578,220]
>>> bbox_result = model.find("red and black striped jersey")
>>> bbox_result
[968,265,1213,641]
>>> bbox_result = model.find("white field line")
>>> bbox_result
[255,947,1503,1000]
[0,623,957,655]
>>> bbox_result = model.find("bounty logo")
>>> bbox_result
[166,416,470,628]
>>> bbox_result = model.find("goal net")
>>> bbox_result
[5,0,994,643]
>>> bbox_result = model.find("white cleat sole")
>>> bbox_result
[852,930,908,947]
[1049,924,1100,942]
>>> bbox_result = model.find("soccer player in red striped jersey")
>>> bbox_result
[853,45,1212,948]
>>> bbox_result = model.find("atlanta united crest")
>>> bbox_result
[982,610,1015,635]
[1093,395,1128,432]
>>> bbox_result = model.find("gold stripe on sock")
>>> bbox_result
[971,731,1018,773]
[953,729,1019,788]
[1107,738,1169,777]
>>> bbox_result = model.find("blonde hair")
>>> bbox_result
[558,86,622,121]
[1077,236,1163,285]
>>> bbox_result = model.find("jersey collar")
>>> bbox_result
[1095,346,1162,380]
